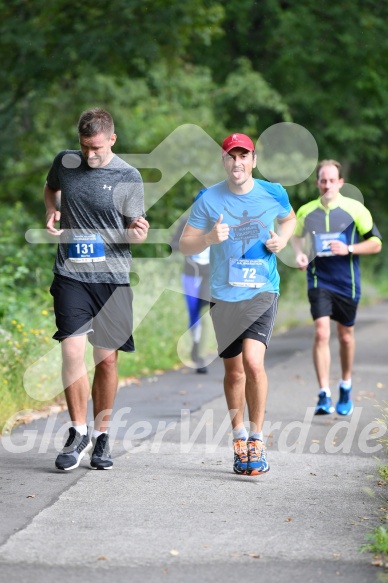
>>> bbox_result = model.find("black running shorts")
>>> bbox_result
[308,287,358,327]
[50,274,135,351]
[210,292,278,359]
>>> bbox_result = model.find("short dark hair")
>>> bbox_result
[316,159,342,180]
[77,108,114,137]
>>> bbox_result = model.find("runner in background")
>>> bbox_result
[292,159,382,416]
[171,216,210,373]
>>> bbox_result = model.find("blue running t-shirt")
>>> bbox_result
[188,179,292,302]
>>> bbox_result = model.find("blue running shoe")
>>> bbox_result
[233,439,248,474]
[336,386,353,416]
[246,439,270,476]
[315,390,334,415]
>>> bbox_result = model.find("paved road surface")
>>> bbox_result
[0,301,387,583]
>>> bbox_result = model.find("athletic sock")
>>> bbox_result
[340,378,352,389]
[232,427,248,441]
[92,429,107,439]
[73,424,88,436]
[320,388,331,397]
[248,431,263,442]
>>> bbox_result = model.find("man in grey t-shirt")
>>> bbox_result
[45,108,149,471]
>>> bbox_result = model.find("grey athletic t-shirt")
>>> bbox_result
[46,151,145,284]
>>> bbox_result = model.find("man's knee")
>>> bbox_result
[61,337,86,365]
[95,350,118,371]
[244,358,266,380]
[314,320,331,344]
[224,364,245,386]
[338,326,354,347]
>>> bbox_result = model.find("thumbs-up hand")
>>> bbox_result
[210,214,229,244]
[265,229,286,253]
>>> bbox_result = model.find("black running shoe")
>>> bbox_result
[55,427,92,471]
[196,366,208,374]
[90,433,113,470]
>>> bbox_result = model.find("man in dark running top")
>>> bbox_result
[45,108,149,471]
[293,159,382,416]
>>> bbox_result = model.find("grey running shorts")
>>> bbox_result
[210,292,278,359]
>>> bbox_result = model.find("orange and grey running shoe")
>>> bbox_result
[246,439,270,476]
[233,438,248,474]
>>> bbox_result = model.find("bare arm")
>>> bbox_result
[265,209,296,254]
[179,214,229,256]
[291,234,309,270]
[44,182,62,235]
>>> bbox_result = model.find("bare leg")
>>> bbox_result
[242,339,267,433]
[61,335,90,425]
[92,348,119,432]
[313,316,331,388]
[337,323,355,381]
[223,354,246,429]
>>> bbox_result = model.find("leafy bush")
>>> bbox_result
[0,201,54,318]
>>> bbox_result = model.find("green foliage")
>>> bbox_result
[214,57,291,136]
[0,202,53,318]
[378,464,388,484]
[360,402,388,563]
[0,200,56,429]
[3,0,388,253]
[190,0,388,241]
[118,290,189,379]
[361,526,388,556]
[0,0,225,205]
[0,313,57,432]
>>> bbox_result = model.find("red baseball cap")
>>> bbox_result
[222,133,255,154]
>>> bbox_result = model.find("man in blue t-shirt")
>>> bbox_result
[293,159,382,417]
[180,133,296,476]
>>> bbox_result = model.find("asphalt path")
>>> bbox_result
[0,301,387,583]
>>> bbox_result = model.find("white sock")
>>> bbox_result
[232,427,248,441]
[340,379,352,389]
[249,431,263,442]
[320,388,331,397]
[73,424,88,436]
[92,429,107,439]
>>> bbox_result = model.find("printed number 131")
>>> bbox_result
[75,243,94,255]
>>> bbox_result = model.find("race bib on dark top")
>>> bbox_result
[314,232,347,257]
[68,233,106,263]
[228,258,269,288]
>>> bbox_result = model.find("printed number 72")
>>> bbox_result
[242,268,256,279]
